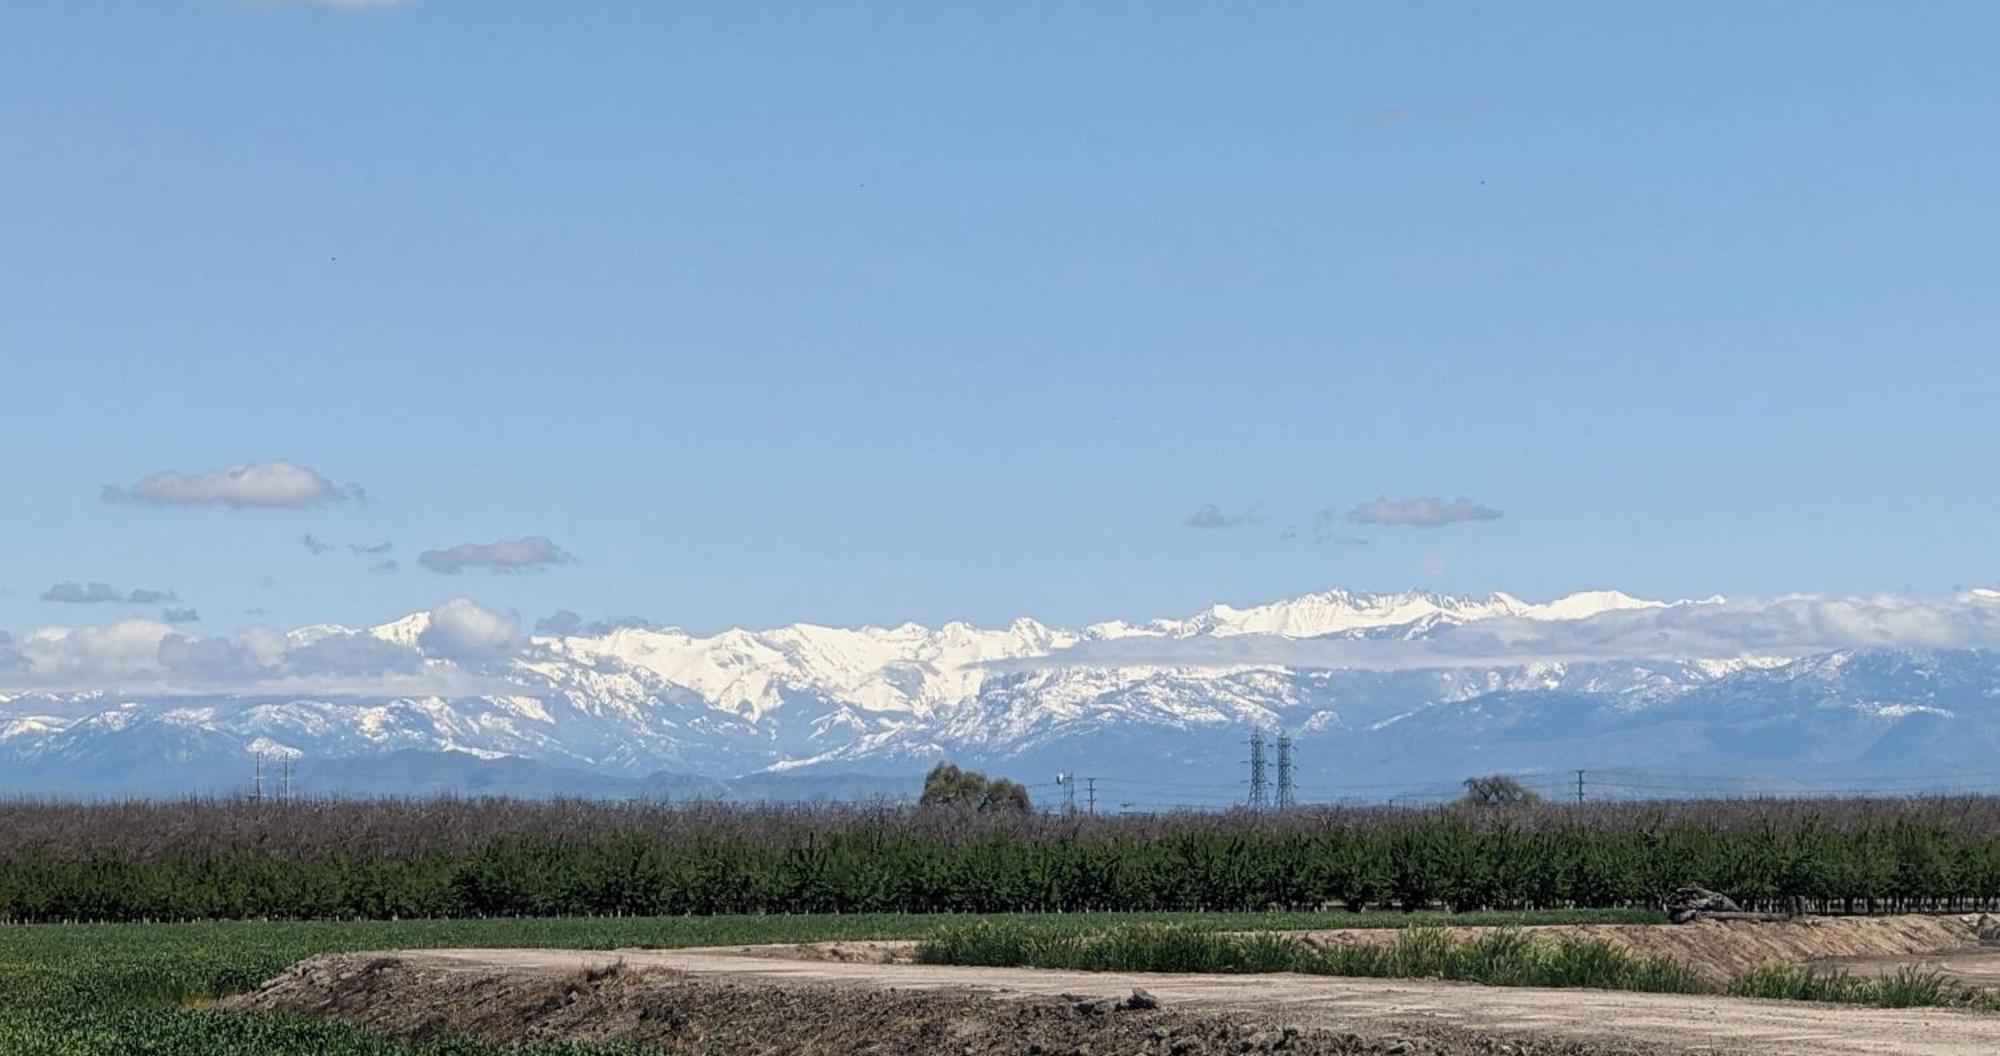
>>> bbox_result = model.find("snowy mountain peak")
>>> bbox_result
[368,612,432,648]
[1091,587,1677,641]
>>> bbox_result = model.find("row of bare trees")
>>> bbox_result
[6,792,2000,861]
[5,795,2000,921]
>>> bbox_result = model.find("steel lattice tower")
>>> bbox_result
[1247,731,1269,809]
[1276,733,1295,809]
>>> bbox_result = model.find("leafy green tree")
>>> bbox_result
[919,763,1033,813]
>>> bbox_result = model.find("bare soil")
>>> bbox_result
[229,951,1680,1056]
[231,919,2000,1056]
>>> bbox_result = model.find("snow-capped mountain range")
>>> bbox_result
[5,587,2000,800]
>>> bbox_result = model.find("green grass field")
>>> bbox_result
[0,909,1656,1055]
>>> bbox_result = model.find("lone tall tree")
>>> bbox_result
[920,762,1033,812]
[1458,774,1543,807]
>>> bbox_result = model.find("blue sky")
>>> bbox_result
[3,1,1998,636]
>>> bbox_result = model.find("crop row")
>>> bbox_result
[5,816,2000,921]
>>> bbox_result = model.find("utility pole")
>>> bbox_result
[1055,772,1077,815]
[281,757,293,803]
[251,753,264,803]
[1247,731,1269,810]
[1085,776,1097,817]
[1575,769,1586,805]
[1276,733,1296,810]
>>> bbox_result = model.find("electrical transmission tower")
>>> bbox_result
[1055,772,1077,815]
[251,753,265,803]
[1276,733,1296,809]
[1247,731,1269,809]
[1085,776,1097,817]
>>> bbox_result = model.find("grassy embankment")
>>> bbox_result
[917,920,2000,1011]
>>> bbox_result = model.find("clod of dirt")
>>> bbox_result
[1663,886,1743,924]
[1123,986,1160,1010]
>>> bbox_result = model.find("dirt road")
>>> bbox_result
[382,945,2000,1056]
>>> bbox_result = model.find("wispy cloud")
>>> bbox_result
[103,461,362,510]
[126,588,179,605]
[1183,504,1261,530]
[161,608,202,624]
[534,610,585,636]
[1280,510,1372,545]
[40,582,178,605]
[302,533,333,556]
[1347,496,1502,528]
[350,541,393,555]
[419,536,572,574]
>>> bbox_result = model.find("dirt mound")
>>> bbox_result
[229,953,1672,1056]
[1294,915,1981,984]
[738,940,909,964]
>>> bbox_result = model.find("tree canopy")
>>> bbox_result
[920,762,1033,812]
[1459,774,1544,807]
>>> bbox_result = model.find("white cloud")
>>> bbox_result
[20,619,182,683]
[1347,496,1502,528]
[418,598,520,661]
[419,536,572,574]
[103,461,361,510]
[0,608,505,697]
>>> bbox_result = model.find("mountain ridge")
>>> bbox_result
[9,587,2000,799]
